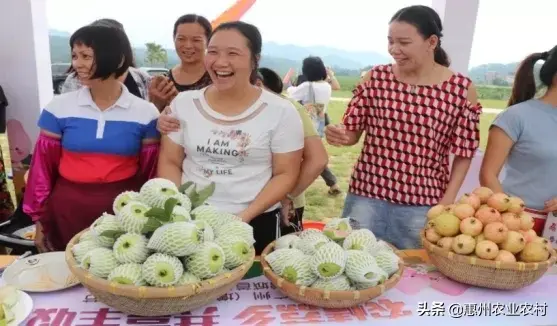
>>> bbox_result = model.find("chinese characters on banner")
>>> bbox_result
[23,277,412,326]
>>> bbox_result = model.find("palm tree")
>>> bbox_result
[145,42,168,67]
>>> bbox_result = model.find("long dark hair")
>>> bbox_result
[390,5,450,67]
[508,46,557,106]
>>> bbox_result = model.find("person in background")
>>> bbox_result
[24,25,160,252]
[290,66,340,127]
[325,5,481,250]
[157,21,304,255]
[287,56,342,196]
[254,67,328,233]
[61,18,152,101]
[480,46,557,238]
[149,14,213,111]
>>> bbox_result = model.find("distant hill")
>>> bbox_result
[48,30,389,77]
[48,29,532,82]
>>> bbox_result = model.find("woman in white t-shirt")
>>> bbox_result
[157,21,305,254]
[286,56,341,196]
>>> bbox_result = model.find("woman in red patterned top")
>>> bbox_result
[325,5,481,250]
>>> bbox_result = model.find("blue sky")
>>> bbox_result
[46,0,555,67]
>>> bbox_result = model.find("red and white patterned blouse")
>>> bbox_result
[342,64,481,206]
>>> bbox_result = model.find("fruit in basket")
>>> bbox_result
[453,204,475,220]
[70,178,256,288]
[457,193,481,210]
[81,247,119,278]
[495,250,516,262]
[108,263,146,286]
[499,231,526,254]
[475,240,499,260]
[345,250,387,288]
[501,212,521,231]
[433,213,460,237]
[147,222,201,257]
[113,191,140,215]
[142,253,184,287]
[311,242,347,279]
[216,236,253,269]
[266,227,401,291]
[278,255,317,286]
[518,243,550,263]
[342,229,377,251]
[139,178,179,208]
[425,187,554,263]
[91,213,123,247]
[475,206,501,224]
[184,242,225,279]
[520,229,537,242]
[118,201,151,234]
[460,217,483,236]
[487,193,511,212]
[451,234,476,254]
[311,275,352,291]
[519,212,535,231]
[72,240,101,264]
[113,233,149,264]
[274,234,299,250]
[507,197,525,214]
[483,222,508,244]
[472,187,494,203]
[323,218,352,241]
[426,204,446,220]
[437,237,454,250]
[425,227,441,243]
[531,236,552,250]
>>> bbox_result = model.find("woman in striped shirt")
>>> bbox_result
[326,5,481,250]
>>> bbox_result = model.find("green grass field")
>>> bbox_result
[302,100,500,221]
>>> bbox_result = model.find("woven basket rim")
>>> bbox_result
[421,229,557,271]
[260,235,404,301]
[65,228,255,299]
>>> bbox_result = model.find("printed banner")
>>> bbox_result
[21,264,557,326]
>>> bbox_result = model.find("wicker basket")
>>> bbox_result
[65,229,255,316]
[421,230,557,290]
[260,239,404,308]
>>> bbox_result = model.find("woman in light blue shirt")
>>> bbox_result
[480,45,557,237]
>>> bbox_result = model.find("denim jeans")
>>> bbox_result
[342,192,430,250]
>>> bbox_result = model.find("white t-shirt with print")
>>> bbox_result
[167,87,304,214]
[287,81,332,113]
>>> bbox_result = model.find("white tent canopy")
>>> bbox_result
[0,0,479,147]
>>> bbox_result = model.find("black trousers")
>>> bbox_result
[249,208,282,255]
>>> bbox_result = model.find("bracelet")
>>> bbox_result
[286,193,295,201]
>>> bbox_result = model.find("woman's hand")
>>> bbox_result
[34,222,53,253]
[325,124,350,146]
[149,76,178,110]
[157,107,181,135]
[544,197,557,213]
[280,198,294,226]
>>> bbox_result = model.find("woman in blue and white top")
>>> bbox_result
[480,45,557,240]
[24,25,160,252]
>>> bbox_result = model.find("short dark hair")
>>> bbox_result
[390,5,450,67]
[508,45,557,106]
[69,25,133,80]
[212,21,262,84]
[91,18,124,30]
[257,67,283,94]
[173,14,212,39]
[302,56,327,82]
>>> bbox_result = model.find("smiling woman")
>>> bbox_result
[157,21,305,255]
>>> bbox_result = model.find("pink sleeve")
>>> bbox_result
[23,134,61,222]
[139,143,160,181]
